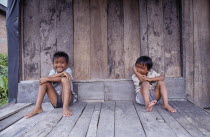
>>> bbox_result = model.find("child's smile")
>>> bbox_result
[53,57,68,73]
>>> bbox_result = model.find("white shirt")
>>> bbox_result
[131,69,161,93]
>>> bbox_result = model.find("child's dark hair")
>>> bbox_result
[53,51,69,63]
[135,56,153,70]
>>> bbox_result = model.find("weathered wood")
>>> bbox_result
[77,82,105,101]
[97,101,115,137]
[0,103,53,137]
[147,0,164,75]
[23,108,63,137]
[23,0,41,80]
[107,0,125,79]
[56,0,74,69]
[104,80,135,101]
[86,103,102,137]
[134,103,177,137]
[155,105,191,137]
[46,102,87,137]
[40,0,57,77]
[163,0,181,77]
[0,103,31,120]
[74,0,91,80]
[170,102,205,136]
[115,101,146,137]
[174,101,210,133]
[90,0,108,79]
[181,0,194,103]
[124,0,140,78]
[139,0,149,56]
[0,105,33,132]
[68,103,95,137]
[193,0,210,108]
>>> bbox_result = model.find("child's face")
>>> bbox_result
[53,57,68,73]
[135,63,149,75]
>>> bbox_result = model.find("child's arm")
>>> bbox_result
[145,75,165,82]
[49,72,72,80]
[40,72,72,85]
[132,67,147,82]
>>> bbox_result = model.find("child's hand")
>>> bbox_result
[39,77,48,85]
[62,72,72,80]
[144,76,151,82]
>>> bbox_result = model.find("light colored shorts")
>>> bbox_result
[136,89,157,105]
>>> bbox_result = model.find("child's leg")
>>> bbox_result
[141,81,157,112]
[154,81,176,112]
[24,82,58,118]
[61,77,72,117]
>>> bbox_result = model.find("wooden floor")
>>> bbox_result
[0,101,210,137]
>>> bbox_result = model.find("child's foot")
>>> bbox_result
[24,107,43,119]
[162,105,176,113]
[146,100,157,112]
[63,107,72,117]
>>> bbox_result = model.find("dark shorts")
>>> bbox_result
[54,93,75,108]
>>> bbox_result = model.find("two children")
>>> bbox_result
[24,51,77,118]
[132,56,176,112]
[24,52,175,119]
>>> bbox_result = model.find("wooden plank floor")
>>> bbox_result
[0,101,210,137]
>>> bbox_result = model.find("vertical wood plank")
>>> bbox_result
[181,0,194,103]
[86,103,102,137]
[107,0,125,79]
[139,0,149,56]
[193,0,210,107]
[23,0,41,80]
[40,0,57,77]
[68,103,95,137]
[74,0,91,80]
[163,0,181,77]
[97,102,115,137]
[56,0,74,70]
[170,102,206,136]
[124,0,140,78]
[115,101,146,137]
[155,105,192,137]
[147,0,164,74]
[134,103,177,137]
[90,0,108,79]
[46,102,87,137]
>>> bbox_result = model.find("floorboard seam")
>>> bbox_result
[173,101,210,134]
[154,106,179,137]
[170,101,202,136]
[132,101,147,137]
[67,103,88,137]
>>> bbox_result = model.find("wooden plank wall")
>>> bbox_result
[22,0,182,80]
[21,0,210,107]
[182,0,210,107]
[22,0,73,79]
[73,0,182,80]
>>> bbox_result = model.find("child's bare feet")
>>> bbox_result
[146,100,157,112]
[24,107,43,119]
[63,107,72,117]
[162,105,176,113]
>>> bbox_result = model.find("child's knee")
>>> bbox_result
[61,77,70,83]
[141,81,150,87]
[157,80,165,86]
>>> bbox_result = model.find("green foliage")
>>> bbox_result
[0,54,8,104]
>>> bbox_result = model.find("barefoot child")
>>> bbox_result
[132,56,176,112]
[24,51,77,118]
